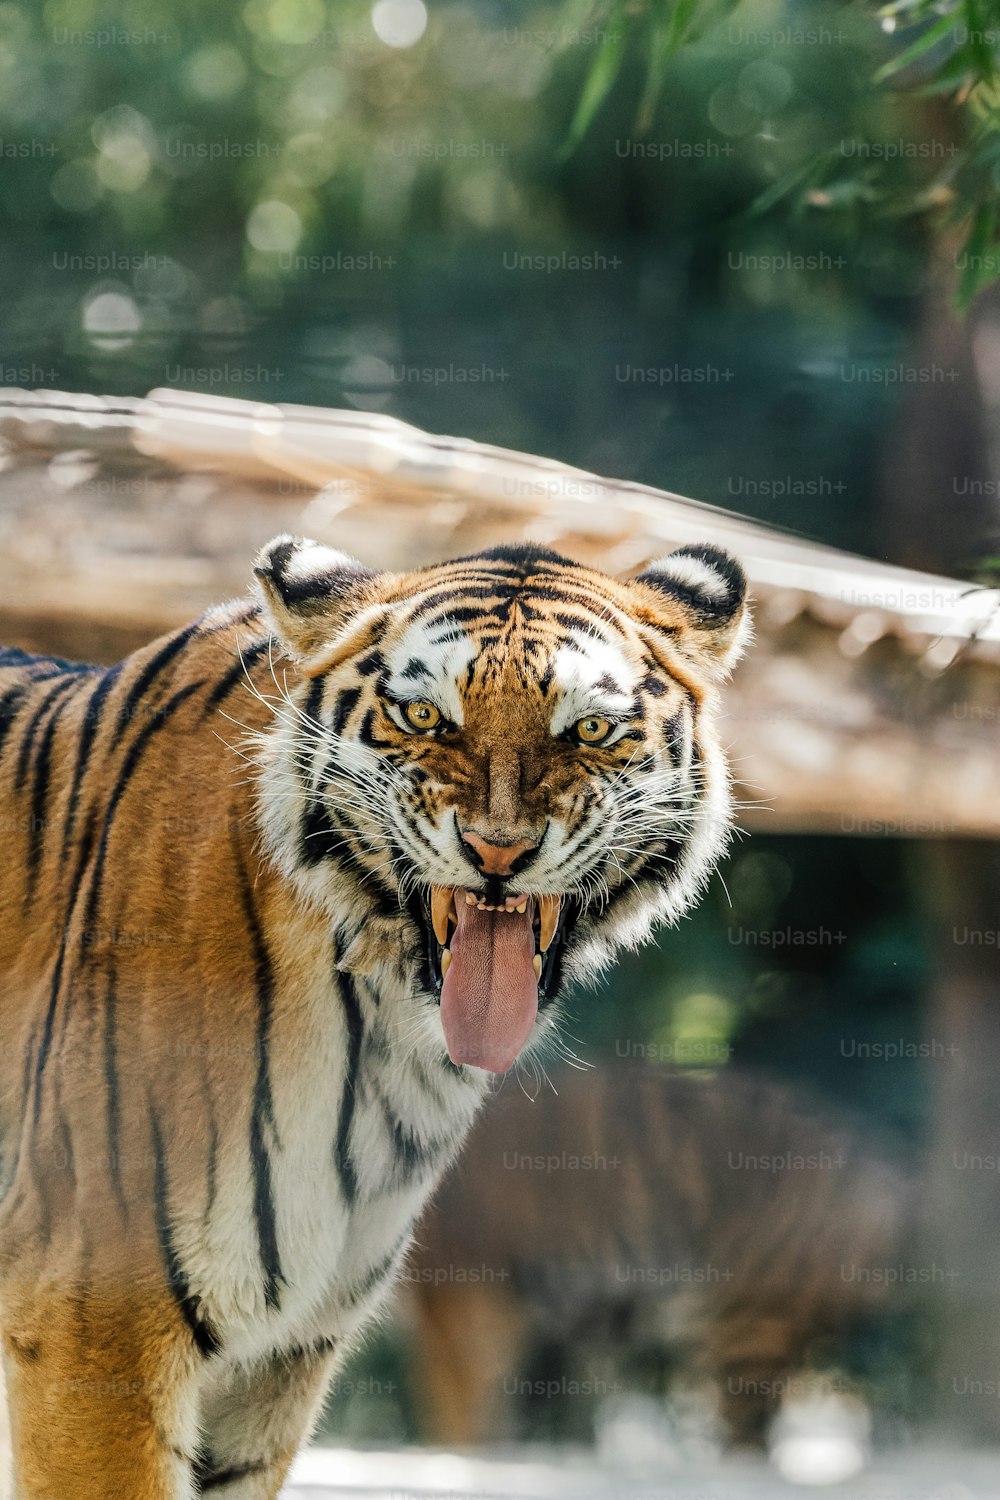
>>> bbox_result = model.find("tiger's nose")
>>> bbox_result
[460,829,539,878]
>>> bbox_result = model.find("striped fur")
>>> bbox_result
[0,538,747,1497]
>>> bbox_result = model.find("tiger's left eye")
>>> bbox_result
[575,716,612,745]
[404,700,442,732]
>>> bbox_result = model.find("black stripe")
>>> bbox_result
[83,680,206,933]
[0,646,39,670]
[455,542,571,572]
[54,1077,75,1190]
[193,1452,265,1488]
[555,805,607,873]
[401,879,437,995]
[394,797,434,853]
[265,1334,337,1368]
[358,707,395,749]
[333,967,364,1206]
[659,544,746,620]
[358,708,377,746]
[204,1104,219,1228]
[661,709,685,765]
[14,677,76,793]
[355,650,384,677]
[626,835,686,891]
[331,686,360,737]
[31,813,96,1129]
[300,801,398,913]
[553,611,604,635]
[0,646,97,675]
[236,856,285,1312]
[24,684,76,902]
[432,604,494,624]
[410,584,518,618]
[103,969,127,1219]
[112,622,200,746]
[150,1106,221,1357]
[61,664,122,860]
[303,675,325,726]
[200,638,270,720]
[607,837,685,916]
[414,579,610,620]
[369,1076,442,1185]
[0,684,27,758]
[301,798,339,865]
[389,1112,423,1179]
[517,582,615,608]
[195,1458,266,1492]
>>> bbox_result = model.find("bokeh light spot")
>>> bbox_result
[341,353,395,410]
[371,0,427,49]
[183,43,249,101]
[50,160,102,213]
[738,59,793,114]
[246,199,303,253]
[82,286,142,352]
[91,105,154,193]
[708,83,759,138]
[265,0,325,45]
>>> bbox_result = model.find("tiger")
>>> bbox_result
[406,1062,913,1451]
[0,535,748,1498]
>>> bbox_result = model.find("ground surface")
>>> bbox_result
[284,1444,1000,1499]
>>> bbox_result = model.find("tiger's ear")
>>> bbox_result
[253,534,379,660]
[631,544,750,675]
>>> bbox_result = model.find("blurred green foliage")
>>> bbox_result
[573,833,930,1149]
[0,0,973,561]
[567,0,1000,307]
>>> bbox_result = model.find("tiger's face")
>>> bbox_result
[254,538,749,1074]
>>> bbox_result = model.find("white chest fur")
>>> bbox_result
[183,965,485,1370]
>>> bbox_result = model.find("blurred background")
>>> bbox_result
[1,0,1000,1493]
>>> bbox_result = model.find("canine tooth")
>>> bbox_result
[440,948,451,978]
[466,892,477,906]
[532,953,542,979]
[538,894,560,953]
[431,886,453,946]
[516,902,527,914]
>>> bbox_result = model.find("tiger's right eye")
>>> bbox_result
[575,716,612,745]
[403,701,442,732]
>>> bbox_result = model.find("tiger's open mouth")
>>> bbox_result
[421,886,573,1074]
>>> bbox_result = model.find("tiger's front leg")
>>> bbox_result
[194,1344,337,1499]
[1,1289,202,1500]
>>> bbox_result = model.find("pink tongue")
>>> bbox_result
[440,900,538,1073]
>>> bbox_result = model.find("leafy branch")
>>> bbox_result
[562,0,1000,307]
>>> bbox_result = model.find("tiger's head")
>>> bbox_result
[252,537,749,1075]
